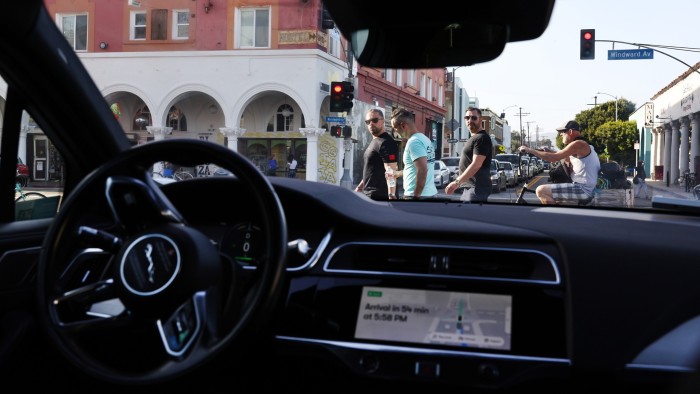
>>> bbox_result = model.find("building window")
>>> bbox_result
[438,84,444,106]
[427,77,432,100]
[396,70,403,87]
[407,69,415,87]
[168,106,187,131]
[173,10,189,39]
[328,28,340,57]
[58,14,88,51]
[131,11,147,40]
[151,9,168,40]
[420,74,426,98]
[385,69,393,83]
[276,104,294,131]
[132,106,151,131]
[237,7,270,48]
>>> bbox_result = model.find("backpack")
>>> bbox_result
[599,162,630,189]
[548,161,572,184]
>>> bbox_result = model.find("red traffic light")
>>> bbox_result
[329,81,353,112]
[580,29,595,60]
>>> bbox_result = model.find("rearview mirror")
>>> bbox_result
[323,0,555,68]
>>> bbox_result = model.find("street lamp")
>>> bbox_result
[596,91,618,121]
[500,105,518,119]
[449,66,466,156]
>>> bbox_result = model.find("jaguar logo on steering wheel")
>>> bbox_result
[120,234,181,296]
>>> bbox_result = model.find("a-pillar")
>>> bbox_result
[670,120,680,184]
[663,123,672,184]
[690,112,700,174]
[679,116,690,175]
[299,127,326,182]
[219,127,247,152]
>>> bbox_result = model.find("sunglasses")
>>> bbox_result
[364,117,382,125]
[464,115,479,121]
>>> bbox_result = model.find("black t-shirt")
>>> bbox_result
[459,130,493,192]
[635,164,646,179]
[361,132,400,199]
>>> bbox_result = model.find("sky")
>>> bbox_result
[456,0,700,143]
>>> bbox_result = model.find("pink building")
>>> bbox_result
[32,0,446,185]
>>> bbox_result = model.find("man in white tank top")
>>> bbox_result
[518,120,600,205]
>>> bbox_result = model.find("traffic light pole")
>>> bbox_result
[592,39,700,77]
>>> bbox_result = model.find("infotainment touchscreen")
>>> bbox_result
[355,286,512,351]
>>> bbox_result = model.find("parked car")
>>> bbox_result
[440,156,460,181]
[4,1,700,394]
[494,153,525,184]
[498,160,516,187]
[434,159,450,188]
[490,159,507,192]
[16,157,29,186]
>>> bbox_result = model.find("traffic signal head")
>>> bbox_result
[330,82,344,112]
[341,81,354,110]
[342,125,352,138]
[330,125,342,137]
[580,29,595,60]
[329,81,354,112]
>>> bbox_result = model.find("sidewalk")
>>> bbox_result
[26,179,64,192]
[641,178,696,200]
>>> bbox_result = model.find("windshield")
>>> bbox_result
[35,0,700,212]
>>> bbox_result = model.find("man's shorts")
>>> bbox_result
[550,182,593,202]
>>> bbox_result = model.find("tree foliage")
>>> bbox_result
[557,97,639,165]
[587,121,638,166]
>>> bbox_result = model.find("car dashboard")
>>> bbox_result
[156,176,700,392]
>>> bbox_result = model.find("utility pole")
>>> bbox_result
[525,121,536,147]
[515,107,530,146]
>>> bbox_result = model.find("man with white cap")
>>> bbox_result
[518,120,600,204]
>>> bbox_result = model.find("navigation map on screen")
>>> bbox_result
[355,287,512,350]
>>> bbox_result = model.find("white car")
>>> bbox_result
[440,156,460,181]
[434,160,450,188]
[498,160,516,187]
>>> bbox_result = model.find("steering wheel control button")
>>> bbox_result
[157,297,201,356]
[121,234,180,295]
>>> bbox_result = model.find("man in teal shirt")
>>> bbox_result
[390,108,437,199]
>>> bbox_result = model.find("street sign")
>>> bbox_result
[607,49,654,60]
[447,139,458,143]
[325,116,346,124]
[448,119,460,131]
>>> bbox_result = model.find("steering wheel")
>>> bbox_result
[36,139,287,385]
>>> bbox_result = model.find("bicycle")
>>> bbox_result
[15,181,46,202]
[678,170,696,192]
[152,162,195,181]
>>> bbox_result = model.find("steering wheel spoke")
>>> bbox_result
[105,175,186,233]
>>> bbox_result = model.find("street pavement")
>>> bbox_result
[437,173,698,206]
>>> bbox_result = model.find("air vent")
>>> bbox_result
[324,242,560,284]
